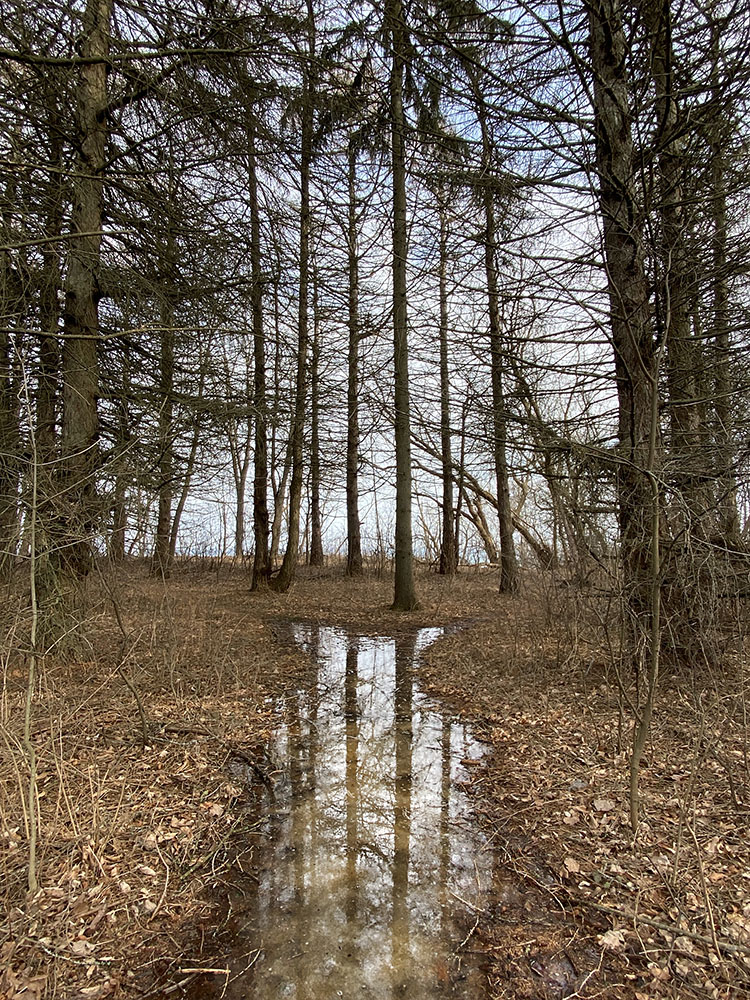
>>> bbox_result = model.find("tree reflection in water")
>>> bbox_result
[189,626,492,999]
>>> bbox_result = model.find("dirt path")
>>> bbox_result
[2,567,747,999]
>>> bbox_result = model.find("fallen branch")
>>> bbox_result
[178,967,230,974]
[584,901,750,958]
[161,722,213,736]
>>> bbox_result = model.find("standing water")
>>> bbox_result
[189,625,493,998]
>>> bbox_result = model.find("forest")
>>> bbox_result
[2,0,750,997]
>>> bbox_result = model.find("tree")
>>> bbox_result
[248,115,272,587]
[345,135,364,576]
[273,0,316,593]
[58,0,113,578]
[388,0,418,610]
[586,0,656,618]
[436,181,457,576]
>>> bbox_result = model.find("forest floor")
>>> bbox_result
[1,563,749,999]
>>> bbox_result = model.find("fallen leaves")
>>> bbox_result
[563,856,581,875]
[418,585,750,998]
[598,928,627,951]
[593,797,616,813]
[1,572,313,1000]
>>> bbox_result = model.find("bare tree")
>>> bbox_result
[388,0,418,610]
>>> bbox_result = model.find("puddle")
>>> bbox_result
[187,625,493,998]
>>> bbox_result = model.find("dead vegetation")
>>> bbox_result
[419,576,750,1000]
[0,564,499,998]
[1,567,308,999]
[2,563,749,999]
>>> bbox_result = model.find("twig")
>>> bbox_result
[162,722,213,736]
[686,810,723,963]
[562,951,604,999]
[150,841,171,923]
[178,967,231,974]
[584,901,750,957]
[456,916,480,952]
[448,888,484,914]
[96,564,149,746]
[37,940,116,966]
[229,948,262,982]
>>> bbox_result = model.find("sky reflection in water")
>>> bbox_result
[207,625,491,999]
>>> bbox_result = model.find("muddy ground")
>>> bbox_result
[1,564,748,999]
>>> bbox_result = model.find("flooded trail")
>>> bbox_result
[189,624,494,999]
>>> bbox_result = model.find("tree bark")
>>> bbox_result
[587,0,656,623]
[640,0,702,524]
[346,139,363,576]
[168,417,201,562]
[388,0,418,610]
[709,14,739,544]
[37,116,63,469]
[308,266,324,566]
[248,122,271,588]
[270,435,293,568]
[0,139,22,579]
[151,298,174,578]
[273,1,314,592]
[108,357,131,565]
[480,153,519,592]
[437,186,457,576]
[59,0,112,578]
[168,353,206,561]
[0,324,20,580]
[227,403,252,560]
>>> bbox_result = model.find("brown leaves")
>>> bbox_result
[598,928,627,951]
[593,797,616,813]
[417,588,750,997]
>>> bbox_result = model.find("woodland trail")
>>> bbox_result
[2,566,746,999]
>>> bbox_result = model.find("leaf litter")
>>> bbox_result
[419,576,750,999]
[3,565,749,999]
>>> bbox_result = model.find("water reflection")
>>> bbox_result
[199,626,491,999]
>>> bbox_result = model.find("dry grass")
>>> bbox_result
[0,566,308,999]
[420,578,750,999]
[0,562,499,999]
[3,563,748,999]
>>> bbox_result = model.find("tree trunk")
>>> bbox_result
[248,123,271,588]
[109,474,127,564]
[388,0,418,611]
[37,120,63,469]
[469,84,520,594]
[0,324,20,580]
[151,302,174,578]
[308,266,324,566]
[640,0,702,524]
[346,139,363,576]
[587,0,656,625]
[480,164,519,592]
[168,356,206,561]
[462,489,499,564]
[234,444,251,560]
[709,15,739,544]
[59,0,112,578]
[108,358,131,565]
[227,407,252,560]
[437,186,457,576]
[270,434,294,569]
[0,137,22,579]
[168,418,201,563]
[273,2,314,592]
